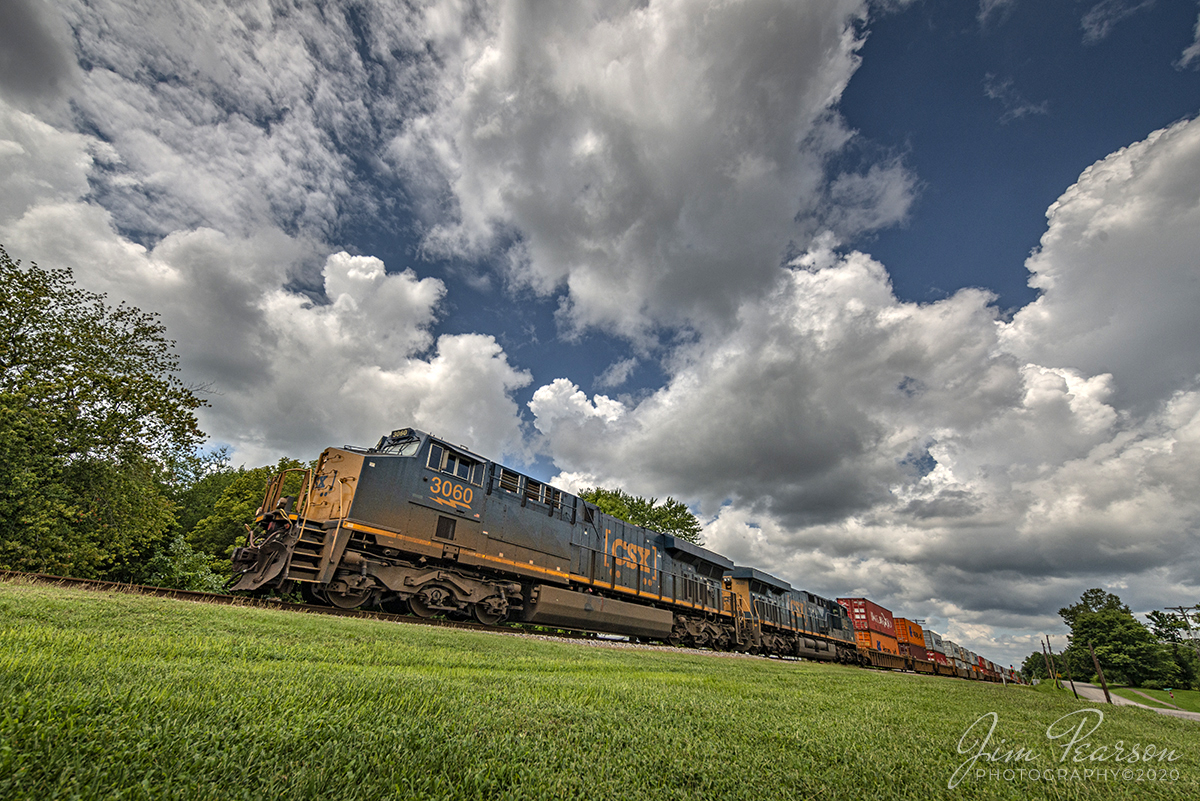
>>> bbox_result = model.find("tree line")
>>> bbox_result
[0,245,310,590]
[0,246,703,592]
[1020,588,1199,690]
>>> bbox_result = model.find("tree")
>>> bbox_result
[1058,589,1175,687]
[170,447,237,537]
[1066,606,1172,687]
[188,458,306,565]
[0,245,204,578]
[1058,588,1130,629]
[1146,608,1200,690]
[0,391,75,573]
[0,246,203,464]
[1146,609,1188,643]
[580,487,704,544]
[1163,643,1199,690]
[1019,651,1051,682]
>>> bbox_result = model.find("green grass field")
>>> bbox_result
[1111,687,1200,714]
[1,579,1196,800]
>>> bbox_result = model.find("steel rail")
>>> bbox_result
[0,570,818,661]
[0,569,605,641]
[0,572,1023,677]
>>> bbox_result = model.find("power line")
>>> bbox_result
[1166,605,1200,658]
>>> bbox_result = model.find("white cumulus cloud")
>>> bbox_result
[1003,116,1200,411]
[392,0,916,339]
[530,117,1200,665]
[0,86,531,465]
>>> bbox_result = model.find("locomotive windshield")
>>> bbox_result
[374,428,421,455]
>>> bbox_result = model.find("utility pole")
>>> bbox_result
[1045,637,1063,690]
[1088,641,1112,704]
[1040,639,1055,688]
[1166,605,1200,660]
[1048,636,1080,700]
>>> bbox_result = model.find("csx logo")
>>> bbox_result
[611,538,655,571]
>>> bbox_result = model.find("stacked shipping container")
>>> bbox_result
[922,629,949,665]
[893,617,926,659]
[837,598,898,655]
[943,640,968,674]
[834,596,1019,680]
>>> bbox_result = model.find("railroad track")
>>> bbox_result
[0,569,602,642]
[0,570,814,662]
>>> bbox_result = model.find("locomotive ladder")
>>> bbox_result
[283,520,332,583]
[280,465,355,586]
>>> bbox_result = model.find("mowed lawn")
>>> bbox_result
[0,580,1196,801]
[1110,687,1200,714]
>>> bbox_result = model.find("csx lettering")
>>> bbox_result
[612,539,653,570]
[429,477,473,506]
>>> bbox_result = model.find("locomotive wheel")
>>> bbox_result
[473,604,503,625]
[471,595,508,625]
[327,587,374,609]
[407,595,437,618]
[300,582,328,605]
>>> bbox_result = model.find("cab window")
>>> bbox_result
[427,443,483,486]
[446,452,476,482]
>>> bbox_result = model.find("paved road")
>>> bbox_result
[1068,682,1200,722]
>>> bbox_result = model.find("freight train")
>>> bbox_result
[231,427,1015,681]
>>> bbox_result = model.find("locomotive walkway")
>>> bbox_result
[1069,682,1200,722]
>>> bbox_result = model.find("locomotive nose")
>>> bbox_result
[229,535,294,591]
[229,503,300,592]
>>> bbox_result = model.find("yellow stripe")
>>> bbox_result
[343,521,436,550]
[577,575,681,605]
[470,551,570,581]
[344,520,726,615]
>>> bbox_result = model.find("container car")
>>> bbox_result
[894,617,925,649]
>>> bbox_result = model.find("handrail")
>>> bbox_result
[261,467,313,516]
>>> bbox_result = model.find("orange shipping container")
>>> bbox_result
[894,617,925,647]
[855,629,899,655]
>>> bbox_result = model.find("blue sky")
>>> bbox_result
[842,0,1200,310]
[3,0,1199,666]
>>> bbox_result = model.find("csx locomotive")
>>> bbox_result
[231,427,860,662]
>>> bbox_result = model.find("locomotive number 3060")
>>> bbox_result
[429,476,473,505]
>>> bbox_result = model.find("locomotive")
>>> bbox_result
[231,427,860,662]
